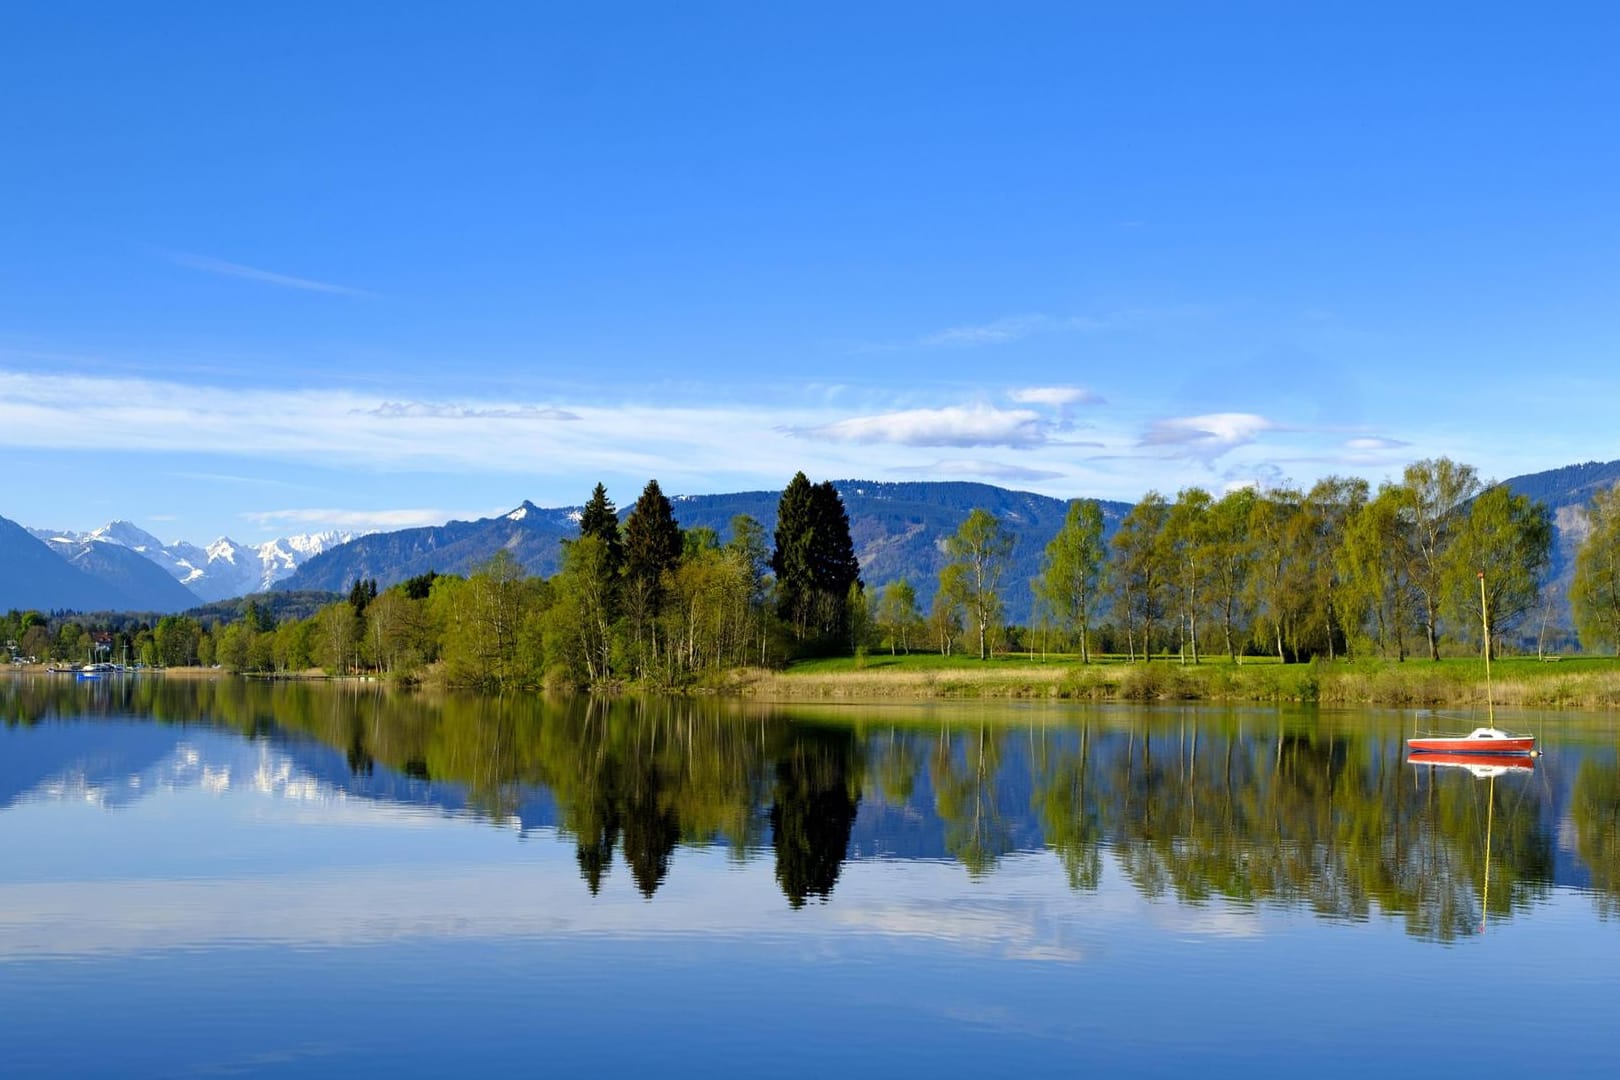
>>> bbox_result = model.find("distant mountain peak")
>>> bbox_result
[16,519,358,605]
[86,520,167,552]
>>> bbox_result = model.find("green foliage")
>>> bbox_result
[153,615,203,667]
[873,578,921,655]
[1399,457,1482,660]
[1035,499,1106,663]
[1449,484,1553,656]
[943,508,1013,661]
[1109,492,1169,661]
[104,457,1593,692]
[622,479,684,676]
[1573,483,1620,655]
[348,578,378,617]
[402,571,439,601]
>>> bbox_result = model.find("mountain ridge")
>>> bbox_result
[29,522,354,603]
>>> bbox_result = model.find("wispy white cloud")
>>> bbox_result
[0,370,867,487]
[890,305,1209,352]
[796,405,1047,448]
[243,508,498,531]
[1141,412,1275,460]
[0,367,1457,525]
[891,460,1066,483]
[364,401,579,421]
[918,314,1055,348]
[1343,436,1409,452]
[165,251,372,297]
[1008,386,1106,407]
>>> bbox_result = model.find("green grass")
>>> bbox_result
[742,651,1620,708]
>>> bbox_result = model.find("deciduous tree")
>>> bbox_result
[1572,483,1620,655]
[1110,493,1169,661]
[1398,458,1481,660]
[874,578,921,655]
[1035,499,1106,663]
[944,508,1014,661]
[1450,484,1551,657]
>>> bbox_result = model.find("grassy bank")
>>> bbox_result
[735,652,1620,709]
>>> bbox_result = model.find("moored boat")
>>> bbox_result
[1408,727,1536,756]
[1407,571,1536,759]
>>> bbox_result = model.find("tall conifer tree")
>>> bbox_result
[771,473,862,648]
[623,479,684,670]
[579,483,623,575]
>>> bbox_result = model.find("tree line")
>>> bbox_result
[7,456,1620,682]
[78,472,864,689]
[886,456,1616,663]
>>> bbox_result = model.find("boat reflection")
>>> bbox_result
[1408,750,1536,779]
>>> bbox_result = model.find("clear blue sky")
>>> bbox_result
[3,3,1616,542]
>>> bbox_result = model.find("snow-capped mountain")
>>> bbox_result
[30,522,356,603]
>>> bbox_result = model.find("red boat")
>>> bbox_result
[1405,573,1538,759]
[1407,726,1536,756]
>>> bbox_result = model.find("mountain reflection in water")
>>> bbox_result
[3,675,1616,942]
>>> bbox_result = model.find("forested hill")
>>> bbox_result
[277,481,1134,622]
[1504,459,1620,512]
[274,502,583,596]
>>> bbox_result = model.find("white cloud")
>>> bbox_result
[0,366,1460,527]
[242,508,498,531]
[1343,436,1409,452]
[891,460,1066,482]
[0,370,882,493]
[797,405,1047,448]
[1008,386,1106,407]
[165,251,372,297]
[1141,413,1275,459]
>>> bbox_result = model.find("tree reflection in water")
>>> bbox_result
[0,677,1604,934]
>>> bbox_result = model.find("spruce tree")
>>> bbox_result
[579,482,623,576]
[772,472,819,640]
[622,479,684,669]
[809,479,862,624]
[771,473,862,648]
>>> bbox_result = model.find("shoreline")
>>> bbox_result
[12,657,1619,710]
[732,656,1620,710]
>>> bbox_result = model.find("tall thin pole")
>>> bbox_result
[1481,773,1495,935]
[1479,571,1493,726]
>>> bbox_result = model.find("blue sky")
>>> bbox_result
[3,3,1616,543]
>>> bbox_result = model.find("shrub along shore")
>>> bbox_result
[733,654,1620,710]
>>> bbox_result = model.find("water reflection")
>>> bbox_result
[1,675,1615,939]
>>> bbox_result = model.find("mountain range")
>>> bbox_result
[0,519,353,614]
[5,460,1618,622]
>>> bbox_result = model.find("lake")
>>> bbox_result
[3,675,1617,1078]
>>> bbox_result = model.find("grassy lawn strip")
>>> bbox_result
[738,653,1620,708]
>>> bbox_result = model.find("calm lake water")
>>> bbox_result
[3,675,1618,1078]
